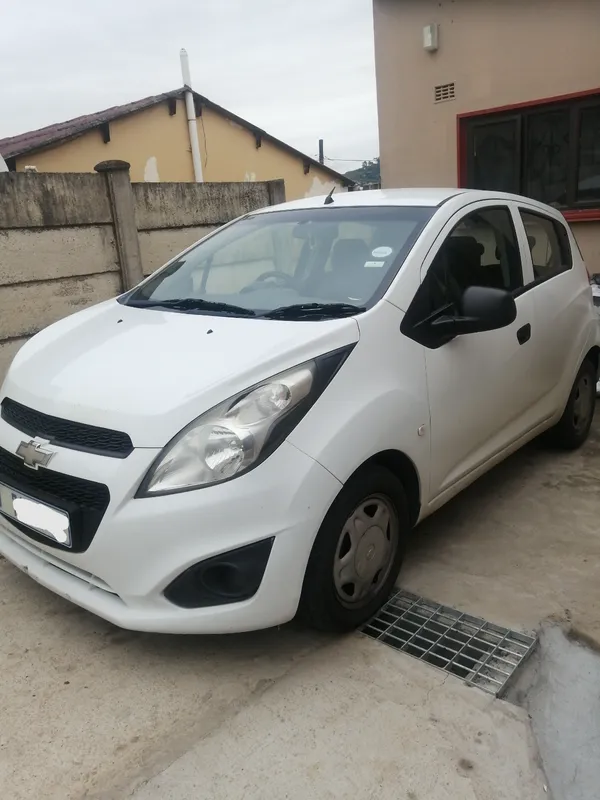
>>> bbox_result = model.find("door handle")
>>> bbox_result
[517,323,531,345]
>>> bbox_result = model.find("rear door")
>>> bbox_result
[514,206,585,420]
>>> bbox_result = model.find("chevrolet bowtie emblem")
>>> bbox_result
[15,439,55,470]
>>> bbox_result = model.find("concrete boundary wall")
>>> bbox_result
[0,165,284,381]
[133,180,283,276]
[132,181,280,230]
[0,173,112,229]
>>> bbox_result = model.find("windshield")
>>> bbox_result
[122,206,433,319]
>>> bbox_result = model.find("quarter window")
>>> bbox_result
[519,211,573,281]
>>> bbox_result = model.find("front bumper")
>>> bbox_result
[0,414,342,633]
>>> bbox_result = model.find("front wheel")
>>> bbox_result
[297,465,409,632]
[547,358,596,450]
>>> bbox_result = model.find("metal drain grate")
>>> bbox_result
[362,590,536,696]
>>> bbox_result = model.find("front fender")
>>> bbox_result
[288,301,430,500]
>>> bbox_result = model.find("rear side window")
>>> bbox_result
[519,211,572,281]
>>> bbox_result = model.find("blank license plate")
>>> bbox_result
[0,482,71,546]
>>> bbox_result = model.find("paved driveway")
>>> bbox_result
[403,410,600,641]
[1,413,598,799]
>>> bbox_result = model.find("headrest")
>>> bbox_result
[331,239,370,271]
[446,236,484,262]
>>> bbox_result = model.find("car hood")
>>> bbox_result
[1,300,359,447]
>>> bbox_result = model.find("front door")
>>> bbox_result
[402,203,537,503]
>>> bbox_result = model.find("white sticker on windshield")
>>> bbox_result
[364,260,385,268]
[372,246,393,258]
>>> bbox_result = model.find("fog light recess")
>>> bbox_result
[164,538,274,609]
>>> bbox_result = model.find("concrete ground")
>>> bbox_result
[507,624,600,800]
[402,412,600,643]
[1,413,598,799]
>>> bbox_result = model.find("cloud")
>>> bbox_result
[0,0,378,173]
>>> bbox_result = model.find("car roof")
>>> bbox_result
[258,187,562,216]
[259,188,467,212]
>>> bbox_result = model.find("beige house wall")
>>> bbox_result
[15,101,194,183]
[570,224,600,275]
[198,107,341,199]
[373,0,600,270]
[374,0,600,188]
[14,99,344,201]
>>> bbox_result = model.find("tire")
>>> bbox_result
[297,465,410,632]
[547,358,596,450]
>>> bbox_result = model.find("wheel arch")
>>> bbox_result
[584,345,599,373]
[358,449,422,527]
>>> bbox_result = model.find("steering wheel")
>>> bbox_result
[240,271,298,293]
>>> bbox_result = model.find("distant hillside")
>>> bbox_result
[345,157,380,185]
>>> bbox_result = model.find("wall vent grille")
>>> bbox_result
[434,82,456,103]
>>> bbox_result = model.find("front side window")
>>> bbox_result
[519,211,572,282]
[122,206,433,319]
[462,94,600,211]
[425,207,523,315]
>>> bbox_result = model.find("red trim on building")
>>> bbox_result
[563,209,600,223]
[457,87,600,121]
[456,115,467,188]
[456,88,600,216]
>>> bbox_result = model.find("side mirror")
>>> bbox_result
[431,286,517,337]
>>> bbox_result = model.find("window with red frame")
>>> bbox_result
[461,94,600,212]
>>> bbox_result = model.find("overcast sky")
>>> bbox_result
[0,0,378,174]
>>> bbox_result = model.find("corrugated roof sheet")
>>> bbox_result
[0,88,354,186]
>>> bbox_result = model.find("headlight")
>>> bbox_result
[137,347,353,496]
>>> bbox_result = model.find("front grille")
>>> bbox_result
[0,446,110,552]
[1,398,133,458]
[0,446,108,510]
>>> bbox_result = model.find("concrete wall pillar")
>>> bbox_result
[94,160,144,290]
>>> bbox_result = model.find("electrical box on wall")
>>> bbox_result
[423,24,439,52]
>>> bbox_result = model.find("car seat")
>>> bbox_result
[318,239,371,300]
[445,236,485,290]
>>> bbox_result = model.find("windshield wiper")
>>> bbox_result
[260,302,365,320]
[126,298,256,316]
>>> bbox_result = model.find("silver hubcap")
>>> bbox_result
[573,374,594,434]
[333,494,399,608]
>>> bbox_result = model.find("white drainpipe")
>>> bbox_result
[180,48,203,182]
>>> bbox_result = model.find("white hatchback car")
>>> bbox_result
[0,189,598,634]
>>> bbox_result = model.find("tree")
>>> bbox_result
[345,157,380,185]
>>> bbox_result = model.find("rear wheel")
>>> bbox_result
[298,465,409,632]
[547,359,596,450]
